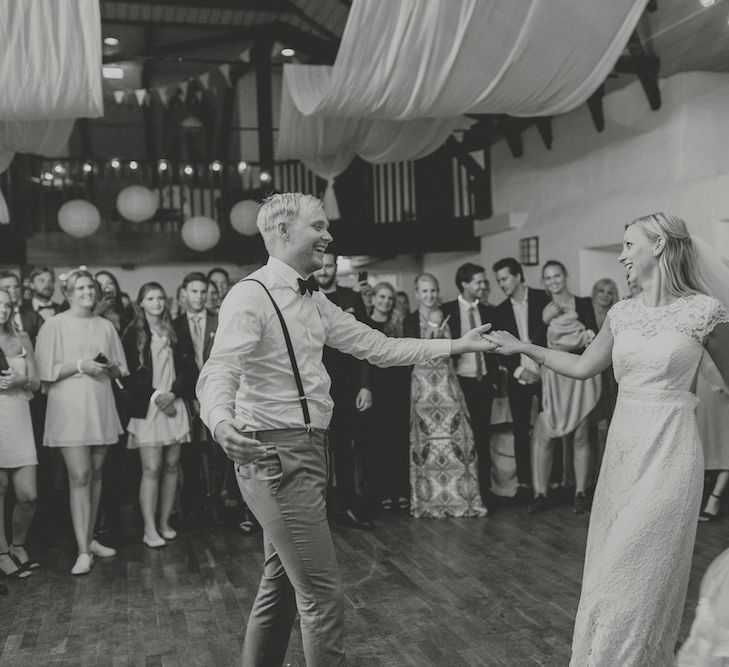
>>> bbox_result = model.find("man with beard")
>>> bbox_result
[314,251,374,529]
[26,267,62,321]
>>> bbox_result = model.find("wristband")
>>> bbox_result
[76,359,85,375]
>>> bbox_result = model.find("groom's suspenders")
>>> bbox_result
[242,278,312,432]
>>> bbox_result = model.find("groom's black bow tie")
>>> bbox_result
[298,276,319,296]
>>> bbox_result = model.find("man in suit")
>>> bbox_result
[492,257,549,501]
[441,263,500,506]
[27,266,63,321]
[315,251,374,529]
[0,270,44,343]
[173,271,218,523]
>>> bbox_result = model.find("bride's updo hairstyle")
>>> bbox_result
[626,212,708,298]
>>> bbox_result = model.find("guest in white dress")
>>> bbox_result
[35,268,127,576]
[0,288,41,579]
[122,282,196,548]
[486,213,729,666]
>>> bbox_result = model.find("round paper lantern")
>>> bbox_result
[116,185,158,223]
[181,216,220,252]
[230,199,260,236]
[57,199,100,239]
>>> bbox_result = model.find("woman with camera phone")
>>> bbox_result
[35,268,127,575]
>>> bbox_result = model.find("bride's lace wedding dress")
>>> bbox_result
[570,293,729,667]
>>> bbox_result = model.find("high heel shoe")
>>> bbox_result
[699,493,722,522]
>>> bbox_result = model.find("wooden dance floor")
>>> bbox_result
[0,503,726,666]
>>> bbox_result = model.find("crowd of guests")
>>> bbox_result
[0,254,725,581]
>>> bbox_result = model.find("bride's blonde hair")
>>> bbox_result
[626,213,708,297]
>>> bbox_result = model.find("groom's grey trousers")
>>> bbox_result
[235,428,345,666]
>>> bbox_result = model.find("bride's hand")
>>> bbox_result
[484,330,524,356]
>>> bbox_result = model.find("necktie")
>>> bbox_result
[468,305,484,381]
[297,276,319,295]
[191,315,203,369]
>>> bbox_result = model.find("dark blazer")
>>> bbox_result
[493,287,550,373]
[440,298,499,379]
[574,296,598,335]
[322,286,370,391]
[173,310,218,373]
[16,303,44,344]
[121,321,198,419]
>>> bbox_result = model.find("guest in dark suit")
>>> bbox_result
[27,267,63,322]
[173,272,218,523]
[492,257,549,498]
[315,252,373,528]
[441,263,500,505]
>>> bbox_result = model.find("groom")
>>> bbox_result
[197,193,496,666]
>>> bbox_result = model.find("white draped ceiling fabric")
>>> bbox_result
[277,0,647,217]
[0,0,103,223]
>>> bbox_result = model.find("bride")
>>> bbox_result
[486,213,729,666]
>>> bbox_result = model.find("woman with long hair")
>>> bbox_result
[591,278,619,424]
[35,268,127,575]
[529,260,601,514]
[486,213,729,665]
[94,270,133,336]
[0,287,40,580]
[122,282,196,548]
[365,282,411,511]
[403,273,487,518]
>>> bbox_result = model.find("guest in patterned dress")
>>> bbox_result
[0,288,40,579]
[122,282,196,548]
[35,268,127,575]
[403,273,487,518]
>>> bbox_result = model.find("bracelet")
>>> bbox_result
[76,359,85,375]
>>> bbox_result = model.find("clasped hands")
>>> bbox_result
[154,391,177,417]
[0,369,26,391]
[78,358,122,379]
[456,323,523,356]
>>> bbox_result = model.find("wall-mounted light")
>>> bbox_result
[102,66,124,80]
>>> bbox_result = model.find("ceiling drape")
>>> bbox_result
[0,0,103,223]
[277,0,647,217]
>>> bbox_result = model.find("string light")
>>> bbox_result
[82,162,93,173]
[281,48,295,57]
[210,160,222,172]
[259,171,271,183]
[53,163,66,175]
[158,159,169,172]
[42,171,53,181]
[129,160,139,170]
[110,158,121,169]
[183,165,194,176]
[237,161,248,173]
[698,0,715,6]
[104,37,120,46]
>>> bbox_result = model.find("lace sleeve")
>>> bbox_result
[607,298,630,338]
[705,296,729,336]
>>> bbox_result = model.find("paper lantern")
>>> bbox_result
[230,199,259,236]
[116,185,158,223]
[181,216,220,252]
[58,199,100,239]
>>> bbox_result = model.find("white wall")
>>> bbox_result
[479,72,729,296]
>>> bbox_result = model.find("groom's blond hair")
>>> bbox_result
[257,193,324,250]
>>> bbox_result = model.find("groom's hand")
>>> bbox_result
[451,323,496,355]
[214,417,263,464]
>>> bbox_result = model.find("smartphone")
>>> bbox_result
[357,270,368,282]
[94,352,109,365]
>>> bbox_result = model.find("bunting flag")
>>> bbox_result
[179,80,189,99]
[239,48,251,63]
[113,90,125,105]
[270,41,285,59]
[199,72,210,90]
[157,85,171,107]
[219,63,231,87]
[134,89,148,106]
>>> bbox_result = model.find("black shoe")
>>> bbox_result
[527,494,549,514]
[342,508,374,530]
[515,485,533,504]
[574,492,590,514]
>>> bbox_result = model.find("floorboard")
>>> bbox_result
[0,503,725,666]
